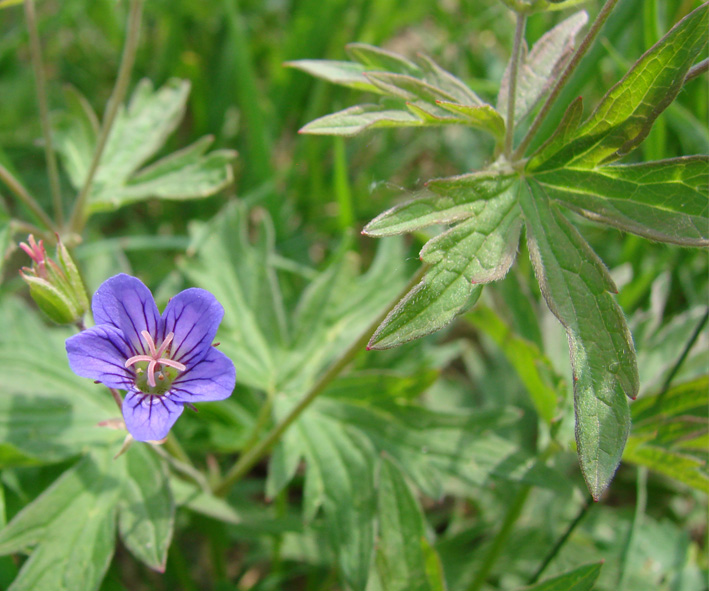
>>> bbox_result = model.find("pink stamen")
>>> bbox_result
[125,330,186,388]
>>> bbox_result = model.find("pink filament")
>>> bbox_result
[125,330,186,388]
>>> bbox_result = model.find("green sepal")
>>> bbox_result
[23,274,81,325]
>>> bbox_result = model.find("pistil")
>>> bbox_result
[125,330,187,388]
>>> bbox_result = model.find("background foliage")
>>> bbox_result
[0,0,706,590]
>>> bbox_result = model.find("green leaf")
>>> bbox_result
[0,452,120,591]
[298,412,376,591]
[118,444,174,572]
[171,478,242,525]
[0,298,122,465]
[520,181,636,499]
[374,457,445,591]
[364,170,515,237]
[285,59,382,93]
[299,104,423,136]
[369,187,521,349]
[54,79,236,213]
[533,4,709,169]
[535,156,709,246]
[518,562,603,591]
[434,101,506,139]
[468,306,560,423]
[365,72,459,103]
[624,377,709,492]
[415,53,483,106]
[346,43,422,77]
[497,11,588,125]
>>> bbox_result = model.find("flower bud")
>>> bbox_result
[19,235,89,325]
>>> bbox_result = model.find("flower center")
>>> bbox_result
[125,330,186,394]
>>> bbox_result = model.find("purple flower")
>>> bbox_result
[66,274,235,441]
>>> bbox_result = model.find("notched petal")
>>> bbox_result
[170,347,236,403]
[162,288,224,366]
[66,324,134,389]
[91,274,162,353]
[122,391,184,442]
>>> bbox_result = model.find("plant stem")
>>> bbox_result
[213,265,428,497]
[467,484,532,591]
[9,218,49,241]
[685,57,709,84]
[505,12,526,158]
[527,493,594,585]
[24,0,64,226]
[0,163,56,231]
[67,0,144,234]
[513,0,620,160]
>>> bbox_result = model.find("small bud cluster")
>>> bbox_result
[19,235,89,325]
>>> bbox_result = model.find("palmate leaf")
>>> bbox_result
[520,181,637,499]
[0,445,176,590]
[293,43,505,140]
[529,3,709,169]
[534,156,709,246]
[53,79,236,213]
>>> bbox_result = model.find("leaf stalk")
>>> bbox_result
[68,0,144,234]
[213,264,429,497]
[24,0,64,226]
[0,163,56,231]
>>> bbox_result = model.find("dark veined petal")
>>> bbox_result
[162,288,224,366]
[170,347,236,403]
[92,274,162,355]
[66,324,134,390]
[122,391,184,441]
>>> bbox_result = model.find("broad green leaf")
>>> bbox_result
[299,104,423,136]
[346,43,422,77]
[520,181,636,499]
[468,306,560,423]
[518,562,603,591]
[497,11,588,125]
[54,79,236,213]
[0,298,122,465]
[527,97,583,169]
[118,444,174,572]
[369,188,521,349]
[364,170,515,237]
[624,377,709,492]
[0,452,120,591]
[536,157,709,246]
[170,478,242,525]
[374,457,445,591]
[533,4,709,169]
[298,412,376,591]
[285,59,382,93]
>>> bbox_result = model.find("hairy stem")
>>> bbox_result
[24,0,64,226]
[68,0,144,234]
[0,163,56,231]
[214,265,428,497]
[467,484,532,591]
[505,12,527,158]
[513,0,621,160]
[527,493,595,584]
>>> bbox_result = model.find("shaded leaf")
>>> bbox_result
[374,457,445,591]
[54,80,236,213]
[0,452,120,591]
[520,181,636,499]
[118,444,174,572]
[468,306,561,423]
[498,11,588,124]
[518,562,603,591]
